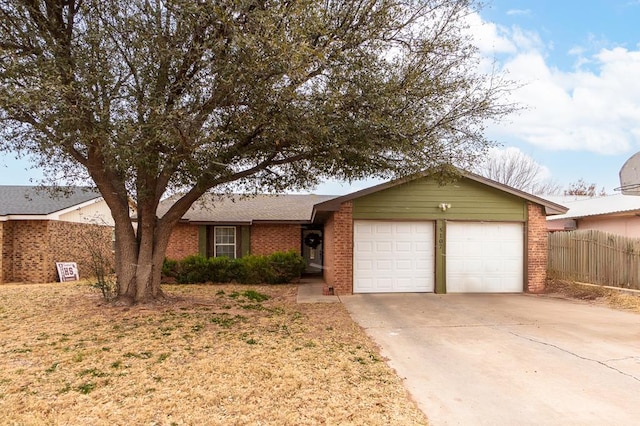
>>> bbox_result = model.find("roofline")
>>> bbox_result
[547,208,640,221]
[186,219,311,225]
[0,194,103,218]
[47,196,104,217]
[0,214,57,221]
[312,168,568,216]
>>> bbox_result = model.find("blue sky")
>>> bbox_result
[2,1,640,195]
[468,0,640,194]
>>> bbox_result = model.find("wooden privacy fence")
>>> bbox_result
[548,230,640,289]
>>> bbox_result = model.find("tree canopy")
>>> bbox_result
[564,179,606,197]
[0,0,515,302]
[471,148,561,195]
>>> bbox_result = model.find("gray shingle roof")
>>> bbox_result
[0,186,102,216]
[159,193,338,223]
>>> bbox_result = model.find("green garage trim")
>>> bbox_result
[352,177,527,221]
[435,219,446,294]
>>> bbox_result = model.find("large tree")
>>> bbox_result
[0,0,513,303]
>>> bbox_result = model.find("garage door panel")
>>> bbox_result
[447,222,523,293]
[354,221,434,293]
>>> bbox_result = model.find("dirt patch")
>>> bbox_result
[0,282,428,425]
[544,279,640,313]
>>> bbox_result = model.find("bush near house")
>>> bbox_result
[163,250,306,285]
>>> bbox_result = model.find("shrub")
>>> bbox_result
[162,258,180,280]
[178,255,211,284]
[267,250,307,284]
[237,255,273,284]
[162,250,306,285]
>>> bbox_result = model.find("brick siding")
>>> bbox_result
[0,222,6,283]
[250,224,301,256]
[527,203,548,293]
[322,202,353,295]
[1,220,113,284]
[165,223,199,259]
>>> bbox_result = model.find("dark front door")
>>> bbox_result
[302,229,323,273]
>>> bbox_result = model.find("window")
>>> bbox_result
[214,226,236,258]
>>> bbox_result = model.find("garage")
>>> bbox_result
[312,171,567,295]
[353,220,434,293]
[446,222,524,293]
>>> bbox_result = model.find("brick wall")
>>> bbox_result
[251,224,301,256]
[166,223,199,259]
[0,220,113,284]
[322,202,353,295]
[1,221,15,283]
[322,214,335,292]
[48,221,114,283]
[10,220,51,283]
[527,203,548,293]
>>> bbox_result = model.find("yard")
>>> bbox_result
[0,282,428,425]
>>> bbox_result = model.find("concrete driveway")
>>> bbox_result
[341,293,640,425]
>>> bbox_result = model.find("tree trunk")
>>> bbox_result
[113,210,176,305]
[114,233,170,304]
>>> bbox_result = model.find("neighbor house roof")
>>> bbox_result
[313,170,568,216]
[546,194,640,221]
[158,193,338,224]
[0,186,102,217]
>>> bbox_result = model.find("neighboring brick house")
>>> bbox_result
[163,171,567,295]
[0,186,114,283]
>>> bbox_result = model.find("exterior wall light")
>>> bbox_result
[439,203,452,212]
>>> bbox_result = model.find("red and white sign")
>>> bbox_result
[56,262,79,282]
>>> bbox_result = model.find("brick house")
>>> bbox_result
[0,186,114,283]
[163,171,567,295]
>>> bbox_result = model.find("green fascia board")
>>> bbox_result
[353,176,527,221]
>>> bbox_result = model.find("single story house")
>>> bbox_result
[546,194,640,237]
[163,171,567,295]
[0,186,114,283]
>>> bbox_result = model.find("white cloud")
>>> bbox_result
[506,9,532,16]
[468,13,640,155]
[465,12,516,56]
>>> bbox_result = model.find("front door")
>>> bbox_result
[302,229,323,273]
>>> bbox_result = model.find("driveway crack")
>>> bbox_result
[509,331,640,383]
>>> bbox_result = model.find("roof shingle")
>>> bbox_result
[158,193,338,223]
[0,186,101,216]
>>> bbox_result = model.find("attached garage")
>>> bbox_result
[446,222,524,293]
[314,170,567,295]
[353,220,434,293]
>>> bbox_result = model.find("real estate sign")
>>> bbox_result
[56,262,79,282]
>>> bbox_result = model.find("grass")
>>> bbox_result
[545,279,640,312]
[0,282,428,425]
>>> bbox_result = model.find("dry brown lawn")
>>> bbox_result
[545,279,640,312]
[0,282,428,425]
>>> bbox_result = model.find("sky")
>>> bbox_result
[472,0,640,195]
[1,0,640,195]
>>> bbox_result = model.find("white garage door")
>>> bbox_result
[353,221,434,293]
[446,222,523,293]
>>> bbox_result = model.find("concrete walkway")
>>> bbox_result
[296,276,339,303]
[342,293,640,425]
